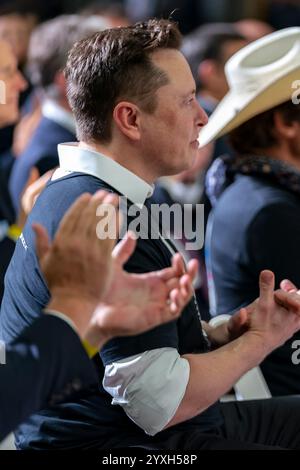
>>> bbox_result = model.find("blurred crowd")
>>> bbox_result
[0,0,298,304]
[1,0,300,451]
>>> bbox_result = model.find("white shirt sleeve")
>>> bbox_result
[103,347,190,436]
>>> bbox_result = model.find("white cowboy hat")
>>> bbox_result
[198,27,300,147]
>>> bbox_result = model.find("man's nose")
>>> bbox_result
[14,69,27,92]
[196,101,208,128]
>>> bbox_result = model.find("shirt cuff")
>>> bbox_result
[103,347,190,436]
[209,314,231,328]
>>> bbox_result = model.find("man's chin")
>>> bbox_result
[164,165,191,179]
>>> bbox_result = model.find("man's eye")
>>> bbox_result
[0,68,11,79]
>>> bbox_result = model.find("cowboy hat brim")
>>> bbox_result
[198,67,300,148]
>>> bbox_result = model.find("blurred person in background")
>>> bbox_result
[0,2,37,69]
[0,1,38,155]
[0,39,27,301]
[201,27,300,395]
[235,18,274,41]
[0,14,109,302]
[80,1,131,27]
[181,26,247,212]
[182,26,247,133]
[8,14,109,218]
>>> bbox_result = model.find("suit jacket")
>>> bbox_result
[0,315,97,441]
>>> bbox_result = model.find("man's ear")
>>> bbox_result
[274,111,299,140]
[113,101,141,141]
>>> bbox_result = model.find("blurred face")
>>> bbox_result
[140,49,208,179]
[0,40,27,127]
[200,39,247,101]
[213,39,247,99]
[0,14,34,65]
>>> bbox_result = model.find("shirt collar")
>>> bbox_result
[57,143,154,207]
[42,99,76,135]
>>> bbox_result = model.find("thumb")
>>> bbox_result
[112,231,137,266]
[239,307,248,326]
[259,270,275,306]
[228,307,248,334]
[32,223,50,263]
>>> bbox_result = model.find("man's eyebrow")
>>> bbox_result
[181,89,196,98]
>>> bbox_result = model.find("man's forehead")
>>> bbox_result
[151,48,187,69]
[151,48,195,87]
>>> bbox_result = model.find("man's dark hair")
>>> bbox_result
[65,18,182,143]
[181,25,244,90]
[229,101,300,155]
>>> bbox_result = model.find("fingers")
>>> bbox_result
[171,253,186,276]
[258,270,275,308]
[159,257,198,312]
[179,273,194,299]
[90,191,119,239]
[280,279,298,293]
[56,192,92,239]
[168,274,194,315]
[157,264,179,282]
[99,193,119,251]
[32,223,50,262]
[81,192,119,266]
[22,168,54,215]
[168,278,194,317]
[168,289,183,316]
[186,259,198,283]
[159,257,198,283]
[112,231,137,265]
[165,277,180,291]
[274,289,300,315]
[21,167,40,215]
[80,190,108,236]
[56,190,119,244]
[155,274,194,323]
[162,265,195,308]
[239,307,248,326]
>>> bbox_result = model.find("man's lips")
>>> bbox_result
[190,139,199,148]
